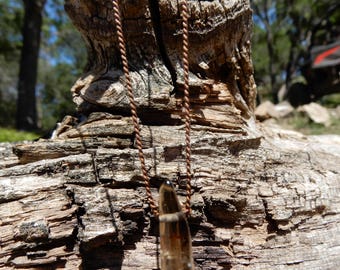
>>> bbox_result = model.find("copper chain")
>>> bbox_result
[180,0,192,215]
[112,0,191,217]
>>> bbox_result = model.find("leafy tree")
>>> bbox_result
[280,0,340,86]
[38,0,86,130]
[251,0,340,103]
[0,0,86,131]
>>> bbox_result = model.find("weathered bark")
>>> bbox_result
[1,0,340,269]
[1,119,340,269]
[64,0,256,132]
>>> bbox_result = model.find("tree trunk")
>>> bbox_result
[16,0,46,131]
[1,0,339,269]
[64,0,256,130]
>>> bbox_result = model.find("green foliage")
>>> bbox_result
[321,93,340,108]
[0,0,23,127]
[37,0,86,131]
[252,0,340,102]
[38,10,86,130]
[0,0,23,58]
[0,128,39,142]
[0,92,16,127]
[0,0,86,131]
[252,25,268,80]
[279,111,340,135]
[38,62,80,129]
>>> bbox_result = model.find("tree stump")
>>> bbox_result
[1,0,339,269]
[64,0,256,130]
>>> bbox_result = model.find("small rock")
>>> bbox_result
[255,101,279,121]
[298,102,331,126]
[274,101,294,118]
[332,105,340,118]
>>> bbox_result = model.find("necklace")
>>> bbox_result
[112,0,194,269]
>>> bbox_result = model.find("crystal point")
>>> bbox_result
[159,180,194,270]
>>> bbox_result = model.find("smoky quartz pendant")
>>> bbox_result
[159,180,194,270]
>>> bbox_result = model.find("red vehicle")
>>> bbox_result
[287,40,340,107]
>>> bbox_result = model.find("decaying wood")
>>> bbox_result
[1,0,340,269]
[1,116,340,269]
[64,0,256,132]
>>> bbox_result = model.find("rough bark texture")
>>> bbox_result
[1,0,340,269]
[64,0,256,132]
[1,120,340,269]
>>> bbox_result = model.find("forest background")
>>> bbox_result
[0,0,339,139]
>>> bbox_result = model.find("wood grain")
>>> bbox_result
[1,117,339,269]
